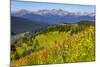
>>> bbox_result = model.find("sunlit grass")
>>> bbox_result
[11,25,95,66]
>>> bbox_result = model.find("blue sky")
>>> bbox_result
[11,1,95,13]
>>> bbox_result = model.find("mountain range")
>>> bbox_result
[12,9,95,24]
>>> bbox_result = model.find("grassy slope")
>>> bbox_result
[11,25,95,66]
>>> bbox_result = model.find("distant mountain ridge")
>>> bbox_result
[12,9,95,24]
[12,9,95,16]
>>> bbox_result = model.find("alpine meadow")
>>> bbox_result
[11,1,95,66]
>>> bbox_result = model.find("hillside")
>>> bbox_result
[11,16,48,34]
[11,21,95,66]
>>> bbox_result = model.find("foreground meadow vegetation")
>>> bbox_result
[11,21,95,66]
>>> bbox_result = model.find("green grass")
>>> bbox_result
[35,31,70,48]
